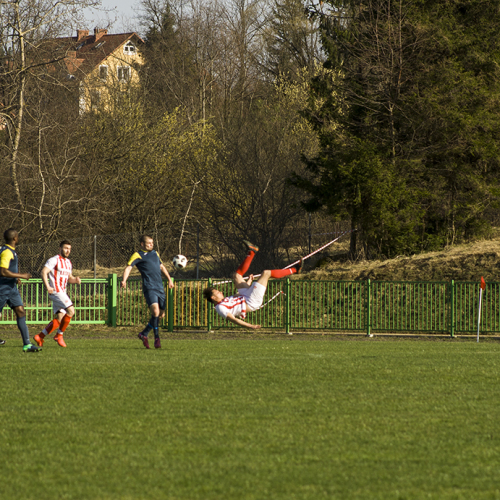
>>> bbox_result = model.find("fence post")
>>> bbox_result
[168,279,174,332]
[449,279,455,338]
[93,235,97,281]
[285,278,291,334]
[107,273,117,327]
[366,279,372,337]
[207,278,212,332]
[196,223,200,279]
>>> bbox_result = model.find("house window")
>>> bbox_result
[117,66,131,82]
[90,90,101,110]
[123,41,136,54]
[99,65,108,81]
[115,90,129,107]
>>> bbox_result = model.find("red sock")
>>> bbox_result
[236,251,255,276]
[46,319,60,335]
[42,320,53,335]
[270,268,295,279]
[59,315,72,333]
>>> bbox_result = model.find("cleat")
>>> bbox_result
[243,240,259,253]
[54,334,67,348]
[34,333,45,347]
[23,343,41,353]
[138,333,150,349]
[0,339,5,346]
[294,258,303,275]
[154,338,161,349]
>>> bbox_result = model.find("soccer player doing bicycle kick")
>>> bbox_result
[203,241,302,329]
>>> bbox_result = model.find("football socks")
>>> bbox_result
[16,316,31,346]
[236,251,256,276]
[270,268,297,279]
[59,315,72,332]
[152,316,160,339]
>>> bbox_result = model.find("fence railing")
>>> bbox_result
[1,277,497,336]
[0,278,109,325]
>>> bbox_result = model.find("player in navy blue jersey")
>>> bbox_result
[121,235,174,349]
[0,228,40,352]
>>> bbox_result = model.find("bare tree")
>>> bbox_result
[0,0,98,231]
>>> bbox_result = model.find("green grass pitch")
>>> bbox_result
[1,330,500,499]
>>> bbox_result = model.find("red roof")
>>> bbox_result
[54,29,144,78]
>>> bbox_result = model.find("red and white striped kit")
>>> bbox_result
[45,254,73,293]
[215,295,247,319]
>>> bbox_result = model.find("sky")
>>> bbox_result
[83,0,145,36]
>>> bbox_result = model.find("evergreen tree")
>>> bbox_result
[294,0,500,258]
[140,1,199,118]
[263,0,323,81]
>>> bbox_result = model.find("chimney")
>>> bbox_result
[77,29,89,41]
[94,28,108,42]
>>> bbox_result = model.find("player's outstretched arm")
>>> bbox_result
[0,267,31,281]
[226,313,261,330]
[121,265,132,288]
[160,263,174,289]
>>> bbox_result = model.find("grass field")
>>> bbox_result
[1,329,500,499]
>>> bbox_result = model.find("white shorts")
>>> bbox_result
[49,291,73,314]
[237,283,266,312]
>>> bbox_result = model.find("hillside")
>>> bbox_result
[303,235,500,282]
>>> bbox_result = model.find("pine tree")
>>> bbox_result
[293,0,500,257]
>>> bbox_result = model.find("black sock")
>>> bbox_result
[17,316,30,345]
[141,318,154,337]
[152,316,160,339]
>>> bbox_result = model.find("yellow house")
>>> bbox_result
[57,28,144,113]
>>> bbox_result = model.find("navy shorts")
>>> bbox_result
[0,286,24,312]
[143,288,166,310]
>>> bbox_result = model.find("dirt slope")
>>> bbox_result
[303,237,500,282]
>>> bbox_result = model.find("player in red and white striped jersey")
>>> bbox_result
[35,240,81,348]
[203,241,303,329]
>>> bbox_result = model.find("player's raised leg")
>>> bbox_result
[256,258,303,287]
[235,241,259,277]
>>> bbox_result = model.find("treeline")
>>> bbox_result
[292,0,500,257]
[1,0,499,268]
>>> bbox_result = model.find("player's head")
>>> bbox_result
[59,240,72,258]
[203,287,224,304]
[3,228,18,245]
[140,234,154,251]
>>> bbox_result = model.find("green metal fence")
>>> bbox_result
[1,276,497,336]
[0,278,109,325]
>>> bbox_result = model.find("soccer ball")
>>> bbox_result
[172,254,188,269]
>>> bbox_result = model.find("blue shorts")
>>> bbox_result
[0,286,24,312]
[143,288,166,310]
